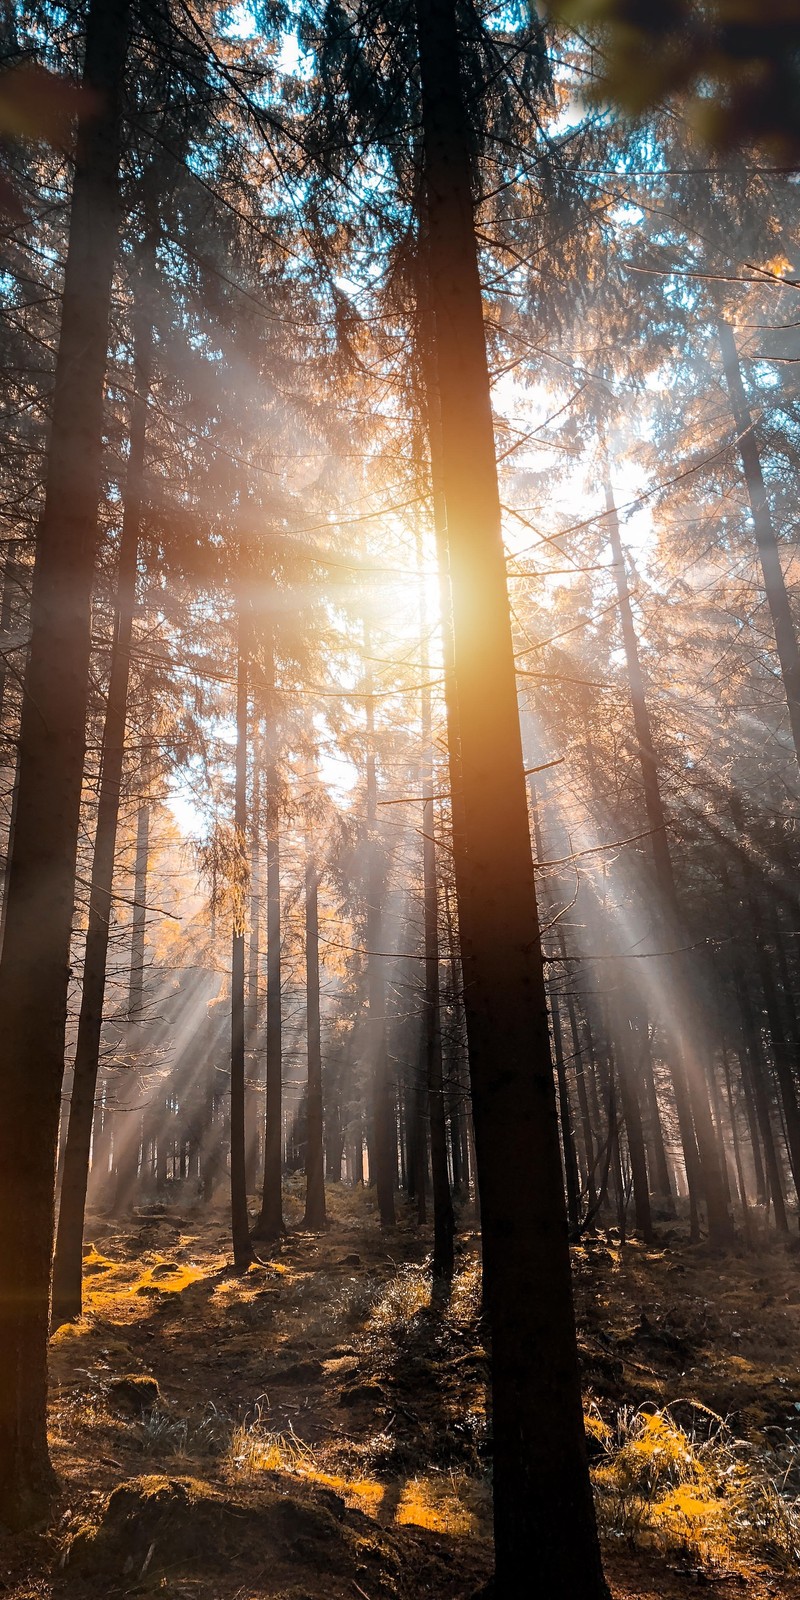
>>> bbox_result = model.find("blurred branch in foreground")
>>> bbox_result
[544,1,800,160]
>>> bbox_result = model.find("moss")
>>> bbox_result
[66,1473,374,1582]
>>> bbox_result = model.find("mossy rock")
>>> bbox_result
[66,1474,362,1582]
[107,1374,161,1412]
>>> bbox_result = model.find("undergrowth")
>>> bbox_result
[591,1401,800,1570]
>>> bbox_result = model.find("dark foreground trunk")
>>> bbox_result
[414,3,607,1593]
[0,0,130,1529]
[51,299,152,1331]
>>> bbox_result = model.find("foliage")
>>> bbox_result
[548,0,800,158]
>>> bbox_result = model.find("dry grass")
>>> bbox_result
[447,1256,482,1326]
[228,1401,314,1477]
[369,1264,431,1329]
[592,1401,800,1571]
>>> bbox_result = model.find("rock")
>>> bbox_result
[66,1474,357,1581]
[150,1261,179,1279]
[108,1374,161,1412]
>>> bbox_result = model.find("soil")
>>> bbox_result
[2,1181,800,1598]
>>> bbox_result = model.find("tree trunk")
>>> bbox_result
[364,635,396,1226]
[0,539,25,948]
[245,765,261,1192]
[605,477,732,1246]
[636,1007,674,1207]
[0,0,130,1529]
[230,592,252,1271]
[528,783,581,1230]
[730,797,800,1208]
[613,995,654,1243]
[733,962,788,1230]
[51,292,152,1331]
[420,573,454,1280]
[556,935,597,1210]
[111,794,150,1212]
[303,849,326,1230]
[255,663,284,1240]
[720,1037,752,1237]
[414,3,607,1591]
[719,319,800,766]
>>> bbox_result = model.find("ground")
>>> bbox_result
[3,1181,800,1598]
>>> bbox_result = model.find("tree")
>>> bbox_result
[50,259,154,1329]
[0,0,131,1528]
[413,1,607,1591]
[231,578,253,1271]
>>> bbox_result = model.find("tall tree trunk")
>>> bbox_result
[303,847,326,1230]
[420,550,454,1281]
[414,3,607,1591]
[730,797,800,1208]
[128,799,149,1024]
[732,962,788,1230]
[111,792,151,1213]
[528,783,581,1230]
[0,538,24,948]
[613,993,654,1243]
[635,1006,674,1207]
[720,1036,751,1235]
[51,294,152,1330]
[605,477,732,1246]
[551,932,597,1208]
[364,634,396,1225]
[719,319,800,766]
[245,766,261,1192]
[0,0,130,1528]
[255,666,284,1239]
[0,539,23,730]
[551,991,582,1231]
[230,592,252,1271]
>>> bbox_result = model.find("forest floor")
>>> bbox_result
[4,1181,800,1599]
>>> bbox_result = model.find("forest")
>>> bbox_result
[2,2,800,1597]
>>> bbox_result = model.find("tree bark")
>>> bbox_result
[245,766,261,1192]
[719,319,800,767]
[730,797,800,1210]
[0,0,130,1529]
[413,3,607,1591]
[613,994,654,1243]
[605,477,732,1245]
[254,658,284,1240]
[230,591,252,1271]
[303,848,326,1230]
[419,553,454,1280]
[51,292,152,1330]
[363,638,396,1226]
